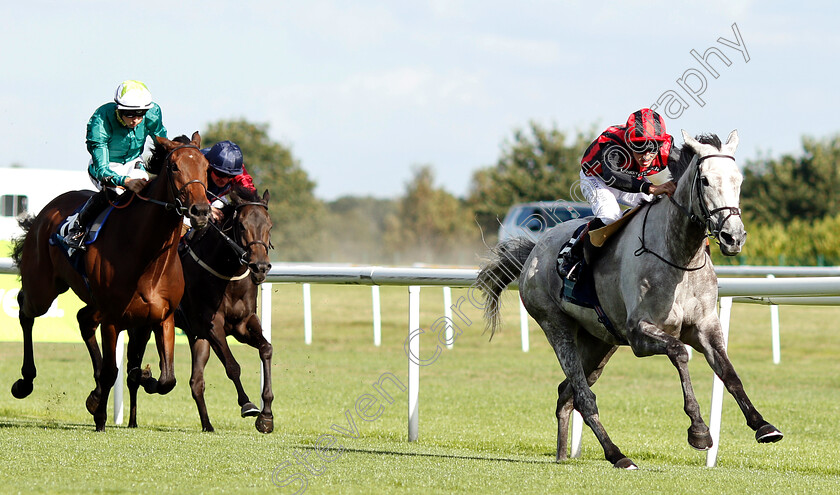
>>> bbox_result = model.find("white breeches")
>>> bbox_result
[579,170,653,224]
[88,157,149,194]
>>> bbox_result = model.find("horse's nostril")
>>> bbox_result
[720,232,735,245]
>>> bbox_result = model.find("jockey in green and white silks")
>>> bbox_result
[86,80,167,189]
[63,80,168,250]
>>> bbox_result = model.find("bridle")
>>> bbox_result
[130,144,208,215]
[668,153,742,240]
[635,152,742,271]
[185,200,272,281]
[214,201,272,266]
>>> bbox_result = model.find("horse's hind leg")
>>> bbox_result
[540,316,635,469]
[78,306,103,414]
[92,323,119,431]
[188,338,215,432]
[11,291,37,399]
[556,334,618,462]
[697,324,783,443]
[629,320,712,450]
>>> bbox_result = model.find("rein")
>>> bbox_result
[185,244,251,281]
[635,152,740,271]
[634,200,708,271]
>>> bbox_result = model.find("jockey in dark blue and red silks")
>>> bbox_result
[200,140,257,222]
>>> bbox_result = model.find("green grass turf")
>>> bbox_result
[0,284,838,494]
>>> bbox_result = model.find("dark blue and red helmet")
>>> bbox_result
[201,140,244,176]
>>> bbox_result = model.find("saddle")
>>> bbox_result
[556,205,647,344]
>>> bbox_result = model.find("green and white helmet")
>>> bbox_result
[114,80,154,110]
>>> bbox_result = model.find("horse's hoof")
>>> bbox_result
[614,457,638,470]
[202,424,215,433]
[85,392,100,415]
[241,402,260,417]
[141,379,159,394]
[688,427,713,451]
[95,423,106,432]
[756,423,783,443]
[255,414,274,434]
[11,379,33,399]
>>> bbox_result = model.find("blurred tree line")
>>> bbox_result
[205,118,840,266]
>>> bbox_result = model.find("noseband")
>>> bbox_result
[669,153,742,240]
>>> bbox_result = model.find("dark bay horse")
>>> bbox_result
[477,130,783,469]
[10,133,211,431]
[127,186,274,432]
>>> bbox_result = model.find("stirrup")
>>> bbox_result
[558,259,580,281]
[64,229,87,251]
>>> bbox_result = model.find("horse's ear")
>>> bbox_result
[681,129,700,152]
[191,131,201,148]
[723,129,739,155]
[262,189,270,204]
[155,135,176,150]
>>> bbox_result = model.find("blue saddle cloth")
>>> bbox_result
[558,225,627,345]
[49,206,115,276]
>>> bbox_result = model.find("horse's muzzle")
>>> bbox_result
[249,261,271,284]
[188,204,211,230]
[718,227,746,256]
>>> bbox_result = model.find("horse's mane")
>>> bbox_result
[229,185,262,205]
[669,133,722,183]
[220,186,265,225]
[146,135,191,175]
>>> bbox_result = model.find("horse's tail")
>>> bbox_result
[476,237,536,337]
[11,215,36,268]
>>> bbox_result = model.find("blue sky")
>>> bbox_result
[2,1,837,200]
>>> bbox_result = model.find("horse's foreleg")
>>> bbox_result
[188,338,214,432]
[152,317,177,395]
[245,314,274,434]
[94,324,119,431]
[78,306,103,414]
[11,291,37,399]
[126,326,152,428]
[629,320,712,451]
[543,318,635,469]
[699,327,783,443]
[207,316,256,417]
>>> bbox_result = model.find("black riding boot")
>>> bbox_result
[64,190,109,250]
[557,217,606,281]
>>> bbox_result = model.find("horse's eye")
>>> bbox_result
[701,176,710,186]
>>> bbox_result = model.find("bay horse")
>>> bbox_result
[125,185,274,433]
[477,130,783,469]
[10,132,211,431]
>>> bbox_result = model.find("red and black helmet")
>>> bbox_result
[625,108,669,144]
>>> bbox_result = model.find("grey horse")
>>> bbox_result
[477,130,783,469]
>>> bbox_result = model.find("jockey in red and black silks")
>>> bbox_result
[579,108,678,224]
[558,108,679,280]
